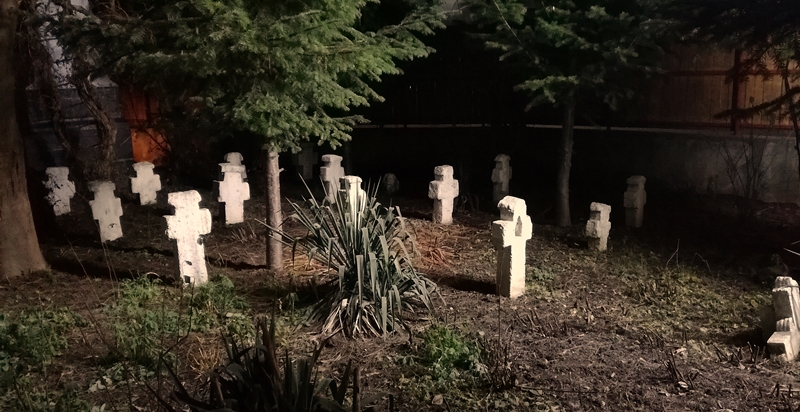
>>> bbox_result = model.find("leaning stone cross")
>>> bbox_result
[131,162,161,205]
[491,196,533,298]
[624,175,646,228]
[292,142,318,180]
[768,277,800,361]
[491,154,512,204]
[164,190,212,286]
[217,163,250,225]
[320,154,345,203]
[428,165,459,225]
[43,167,75,216]
[585,202,611,251]
[89,181,123,242]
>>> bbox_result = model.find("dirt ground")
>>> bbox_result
[5,180,800,411]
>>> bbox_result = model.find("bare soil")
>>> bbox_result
[4,182,800,411]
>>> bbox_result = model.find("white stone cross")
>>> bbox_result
[164,190,212,286]
[130,162,161,205]
[624,175,646,228]
[320,154,345,203]
[220,152,247,180]
[340,175,367,214]
[491,196,533,298]
[585,202,611,251]
[89,181,123,242]
[217,164,250,225]
[768,277,800,361]
[428,165,459,225]
[491,154,512,204]
[292,142,318,180]
[43,167,75,216]
[382,173,399,195]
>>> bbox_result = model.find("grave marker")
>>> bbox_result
[585,202,611,251]
[217,164,250,225]
[292,142,318,180]
[491,196,533,298]
[130,162,161,205]
[320,154,345,203]
[165,190,212,286]
[89,181,123,242]
[624,175,646,228]
[428,165,459,225]
[491,154,512,204]
[43,167,75,216]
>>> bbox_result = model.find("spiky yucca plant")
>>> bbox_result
[269,183,436,337]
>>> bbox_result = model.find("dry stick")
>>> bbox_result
[666,239,680,269]
[353,366,361,412]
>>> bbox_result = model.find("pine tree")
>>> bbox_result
[53,0,444,269]
[466,0,669,226]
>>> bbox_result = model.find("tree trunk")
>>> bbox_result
[0,0,47,278]
[781,66,800,183]
[264,150,283,272]
[71,56,117,181]
[556,102,575,227]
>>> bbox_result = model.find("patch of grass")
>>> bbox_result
[525,267,563,300]
[0,307,80,370]
[422,323,485,381]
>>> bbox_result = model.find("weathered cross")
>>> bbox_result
[320,154,345,203]
[428,165,459,225]
[491,196,533,298]
[491,154,512,204]
[43,167,75,216]
[131,162,162,205]
[165,190,212,286]
[89,181,123,242]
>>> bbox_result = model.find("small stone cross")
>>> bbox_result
[89,181,123,242]
[320,154,345,203]
[491,154,512,204]
[428,165,459,225]
[217,164,250,225]
[491,196,533,298]
[585,202,611,251]
[43,167,75,216]
[382,173,399,195]
[164,190,212,286]
[292,142,318,180]
[130,162,161,205]
[768,277,800,361]
[624,175,646,228]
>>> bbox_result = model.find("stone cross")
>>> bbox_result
[491,196,533,298]
[217,164,250,225]
[585,202,611,251]
[624,175,647,228]
[130,162,161,205]
[89,181,123,242]
[428,165,459,225]
[164,190,212,286]
[43,167,75,216]
[491,154,512,204]
[221,152,247,180]
[382,173,400,196]
[340,176,367,216]
[768,277,800,361]
[320,154,345,203]
[292,142,318,180]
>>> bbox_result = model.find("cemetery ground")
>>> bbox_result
[5,181,800,411]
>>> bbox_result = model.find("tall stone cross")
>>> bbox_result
[340,176,367,218]
[428,165,459,225]
[217,164,250,225]
[43,167,75,216]
[130,162,161,205]
[491,196,533,298]
[164,190,212,286]
[89,181,123,242]
[491,154,512,204]
[585,202,611,251]
[221,152,247,180]
[623,175,646,228]
[768,277,800,361]
[292,142,318,180]
[320,154,345,203]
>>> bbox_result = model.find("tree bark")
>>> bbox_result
[556,102,575,227]
[264,149,283,272]
[0,0,47,278]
